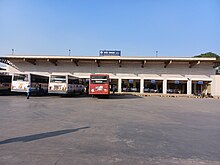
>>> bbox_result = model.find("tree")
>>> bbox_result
[194,52,220,60]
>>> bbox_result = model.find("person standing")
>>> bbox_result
[27,85,31,99]
[113,85,117,94]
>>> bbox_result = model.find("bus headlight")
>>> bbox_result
[104,89,107,92]
[91,89,94,92]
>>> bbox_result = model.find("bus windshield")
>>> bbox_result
[90,76,108,84]
[50,75,66,83]
[13,74,28,81]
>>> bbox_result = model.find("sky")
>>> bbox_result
[0,0,219,57]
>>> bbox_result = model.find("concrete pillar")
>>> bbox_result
[187,79,192,95]
[118,78,122,93]
[163,79,167,94]
[140,78,144,94]
[205,84,208,95]
[211,75,220,97]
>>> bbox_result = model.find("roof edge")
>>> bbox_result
[2,55,216,61]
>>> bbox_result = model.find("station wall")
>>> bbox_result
[6,59,219,96]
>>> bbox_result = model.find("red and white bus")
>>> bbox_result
[89,74,110,96]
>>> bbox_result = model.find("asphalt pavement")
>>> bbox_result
[0,95,220,165]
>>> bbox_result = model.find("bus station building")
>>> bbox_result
[1,55,220,97]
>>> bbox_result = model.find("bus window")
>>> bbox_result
[50,75,66,83]
[90,76,108,84]
[13,74,28,81]
[31,75,49,84]
[69,79,80,84]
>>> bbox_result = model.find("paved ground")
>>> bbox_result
[0,95,220,165]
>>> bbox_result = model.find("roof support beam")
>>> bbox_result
[47,59,57,66]
[23,58,36,65]
[95,59,100,67]
[164,60,172,68]
[0,58,18,69]
[189,61,200,68]
[141,60,147,68]
[70,59,79,66]
[118,60,122,67]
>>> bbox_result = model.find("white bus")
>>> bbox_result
[11,73,49,95]
[48,74,84,95]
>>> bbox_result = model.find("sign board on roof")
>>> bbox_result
[99,50,121,56]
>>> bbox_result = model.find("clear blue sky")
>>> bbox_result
[0,0,219,57]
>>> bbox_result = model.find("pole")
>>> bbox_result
[156,51,158,57]
[68,49,71,56]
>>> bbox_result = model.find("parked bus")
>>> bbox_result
[11,73,49,95]
[89,74,110,96]
[0,73,12,94]
[48,74,84,95]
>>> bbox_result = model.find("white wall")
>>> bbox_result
[211,75,220,97]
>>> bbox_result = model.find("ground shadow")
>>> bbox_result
[58,94,143,99]
[97,94,143,99]
[59,93,91,98]
[0,92,18,96]
[0,126,89,145]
